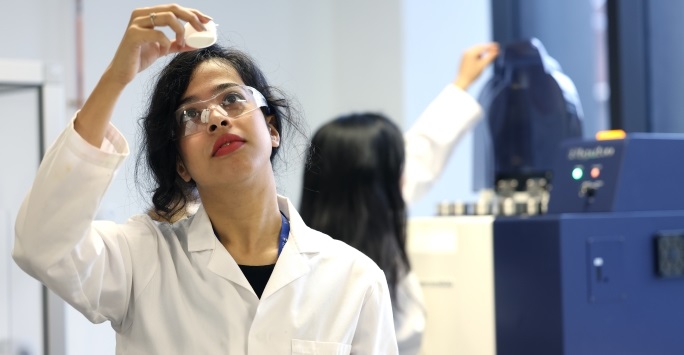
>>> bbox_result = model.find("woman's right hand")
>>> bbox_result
[106,4,212,87]
[76,4,211,148]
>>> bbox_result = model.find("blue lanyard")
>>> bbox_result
[278,212,290,257]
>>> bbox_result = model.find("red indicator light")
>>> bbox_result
[590,167,600,179]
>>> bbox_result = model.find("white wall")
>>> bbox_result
[1,1,490,354]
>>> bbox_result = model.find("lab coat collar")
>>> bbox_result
[186,204,215,252]
[276,195,324,254]
[186,195,322,253]
[185,195,323,298]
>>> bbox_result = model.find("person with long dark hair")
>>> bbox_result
[300,43,498,355]
[13,4,398,354]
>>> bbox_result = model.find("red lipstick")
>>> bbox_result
[212,133,246,157]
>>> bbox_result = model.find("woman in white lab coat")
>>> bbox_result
[299,43,498,355]
[12,4,397,355]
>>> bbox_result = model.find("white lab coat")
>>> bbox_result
[403,84,483,204]
[12,121,399,355]
[396,84,483,355]
[393,272,426,355]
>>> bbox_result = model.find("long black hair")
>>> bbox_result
[135,45,304,221]
[300,113,409,300]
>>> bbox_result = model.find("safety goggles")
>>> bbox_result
[174,85,268,138]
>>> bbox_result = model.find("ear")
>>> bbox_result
[266,115,280,147]
[176,158,193,182]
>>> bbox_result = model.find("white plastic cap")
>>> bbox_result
[184,20,217,49]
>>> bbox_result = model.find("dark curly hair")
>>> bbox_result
[136,45,304,222]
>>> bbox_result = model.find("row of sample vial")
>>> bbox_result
[436,188,551,217]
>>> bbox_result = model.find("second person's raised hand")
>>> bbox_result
[454,42,500,90]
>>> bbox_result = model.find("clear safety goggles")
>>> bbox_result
[174,85,268,138]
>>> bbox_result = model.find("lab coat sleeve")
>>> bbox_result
[394,272,427,355]
[12,118,137,328]
[351,268,399,354]
[402,84,483,205]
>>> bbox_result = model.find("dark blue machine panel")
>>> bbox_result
[495,213,684,355]
[494,134,684,354]
[548,134,684,213]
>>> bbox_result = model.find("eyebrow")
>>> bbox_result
[177,82,241,108]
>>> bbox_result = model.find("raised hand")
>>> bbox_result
[454,42,500,90]
[75,4,212,148]
[107,4,212,87]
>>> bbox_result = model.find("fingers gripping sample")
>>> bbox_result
[184,20,217,48]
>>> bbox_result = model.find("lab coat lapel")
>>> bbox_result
[260,197,320,300]
[260,235,310,299]
[187,205,253,292]
[207,244,254,292]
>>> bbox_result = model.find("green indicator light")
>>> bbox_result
[572,167,583,180]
